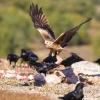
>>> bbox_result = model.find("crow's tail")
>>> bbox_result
[58,97,64,99]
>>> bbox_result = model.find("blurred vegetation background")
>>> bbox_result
[0,0,100,60]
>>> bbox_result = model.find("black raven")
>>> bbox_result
[58,82,86,100]
[7,54,20,66]
[20,49,29,63]
[43,51,57,63]
[94,58,100,65]
[61,52,84,67]
[28,51,38,62]
[20,49,38,64]
[29,58,59,76]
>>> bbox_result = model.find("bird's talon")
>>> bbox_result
[52,53,54,57]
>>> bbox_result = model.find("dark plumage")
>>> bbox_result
[20,49,38,64]
[20,49,29,62]
[94,58,100,65]
[28,51,38,62]
[58,83,86,100]
[29,3,92,56]
[7,54,20,66]
[42,51,57,63]
[29,59,59,76]
[61,52,84,67]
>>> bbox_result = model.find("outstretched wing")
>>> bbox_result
[29,3,55,41]
[53,18,92,46]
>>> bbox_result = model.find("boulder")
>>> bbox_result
[70,61,100,75]
[60,61,100,84]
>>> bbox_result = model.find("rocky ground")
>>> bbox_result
[0,58,100,100]
[0,81,100,100]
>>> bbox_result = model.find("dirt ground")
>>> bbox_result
[0,45,100,100]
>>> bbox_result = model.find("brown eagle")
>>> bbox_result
[29,3,92,56]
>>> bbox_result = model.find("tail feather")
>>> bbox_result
[58,97,64,99]
[69,18,92,33]
[62,48,72,54]
[79,18,92,27]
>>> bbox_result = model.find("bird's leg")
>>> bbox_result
[51,50,56,57]
[57,51,59,54]
[7,60,12,69]
[45,72,46,76]
[9,61,15,69]
[57,51,60,55]
[10,60,11,65]
[51,52,55,57]
[20,59,23,67]
[15,61,18,69]
[13,62,16,69]
[8,60,10,66]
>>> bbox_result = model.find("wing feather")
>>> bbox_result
[29,3,55,41]
[53,18,92,46]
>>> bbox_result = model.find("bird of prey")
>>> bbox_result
[29,3,92,56]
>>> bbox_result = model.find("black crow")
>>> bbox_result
[29,59,59,76]
[58,82,86,100]
[7,54,20,66]
[60,52,84,67]
[20,49,38,64]
[94,58,100,65]
[20,49,29,63]
[28,51,38,62]
[42,51,57,63]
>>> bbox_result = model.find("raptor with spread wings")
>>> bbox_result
[29,3,92,56]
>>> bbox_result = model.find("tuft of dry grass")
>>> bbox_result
[0,90,53,100]
[32,83,71,95]
[0,78,20,86]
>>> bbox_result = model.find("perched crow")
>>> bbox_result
[20,49,29,63]
[94,58,100,65]
[7,54,20,66]
[43,51,57,63]
[28,51,38,62]
[29,58,59,76]
[20,49,38,64]
[60,52,84,67]
[58,82,86,100]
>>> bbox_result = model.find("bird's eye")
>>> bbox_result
[45,41,49,44]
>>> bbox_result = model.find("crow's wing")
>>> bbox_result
[53,18,92,46]
[58,92,75,100]
[29,3,55,41]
